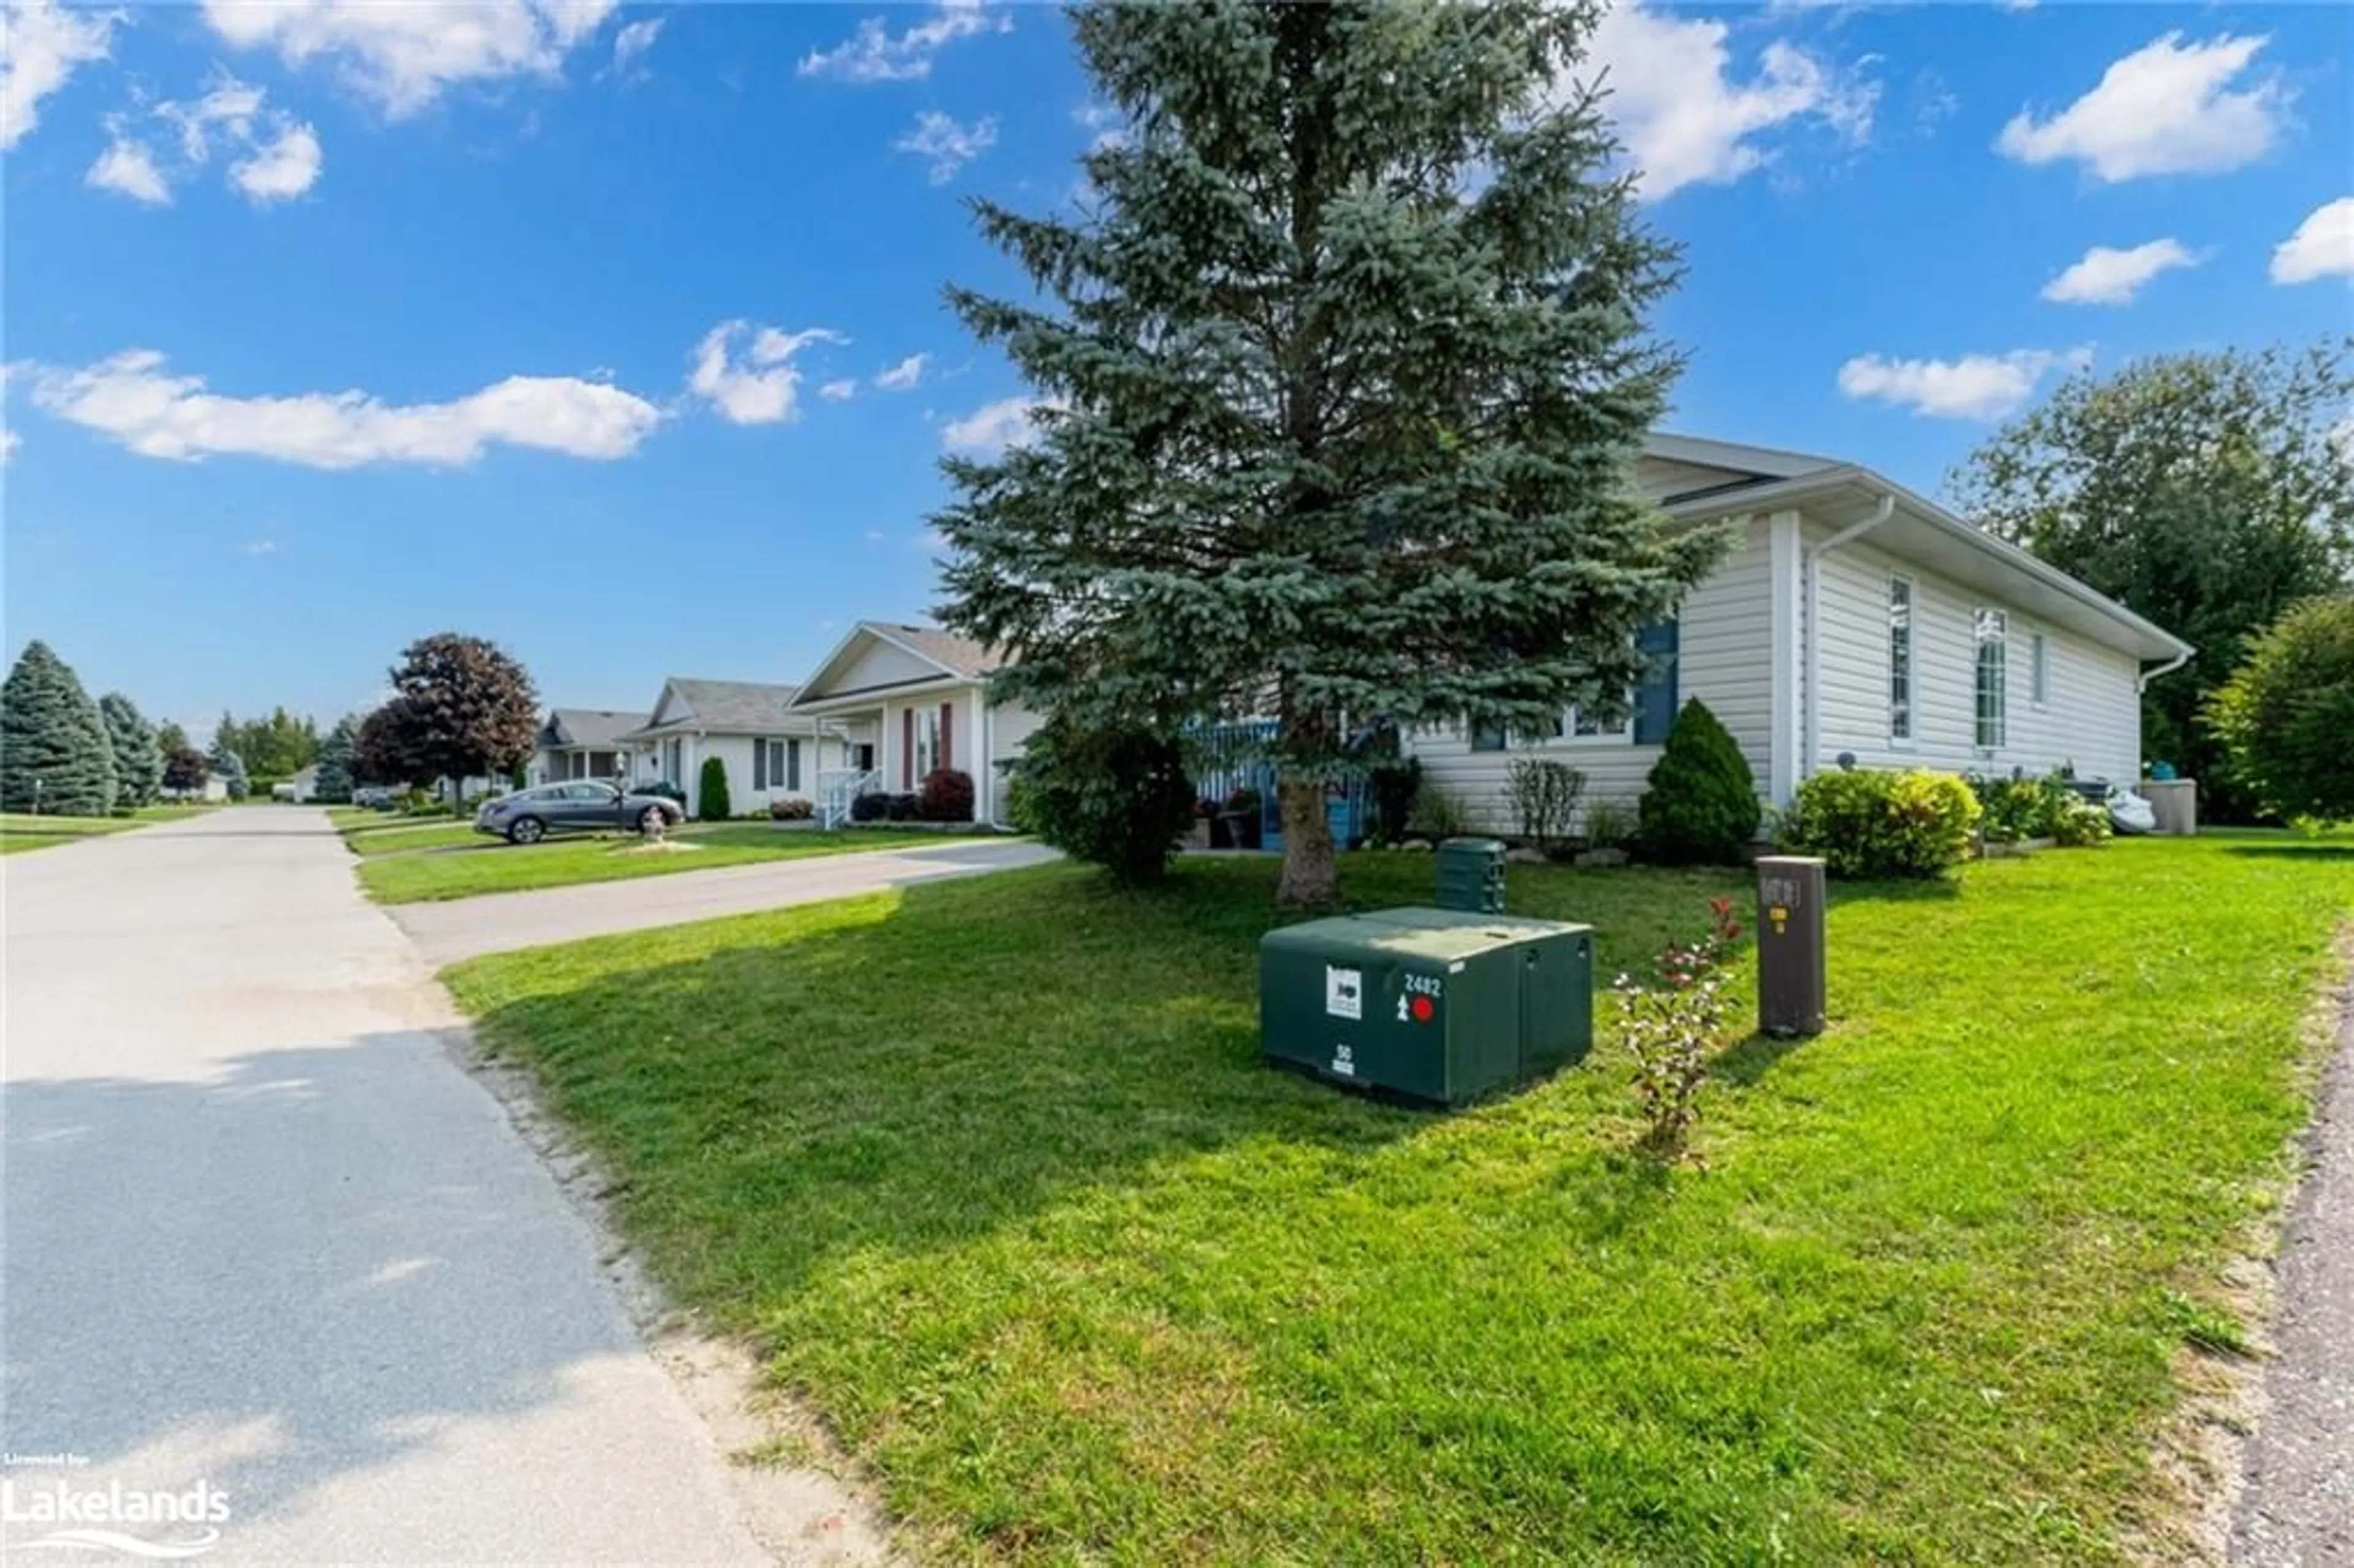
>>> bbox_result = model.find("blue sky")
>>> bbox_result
[4,1,2350,737]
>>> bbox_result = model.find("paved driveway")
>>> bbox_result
[390,836,1059,965]
[0,809,852,1562]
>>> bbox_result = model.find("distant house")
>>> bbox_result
[272,764,321,803]
[1411,433,2193,833]
[532,707,650,786]
[617,679,838,820]
[787,622,1038,827]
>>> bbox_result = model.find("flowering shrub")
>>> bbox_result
[1615,896,1743,1162]
[769,796,815,821]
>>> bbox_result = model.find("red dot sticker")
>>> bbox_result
[1410,995,1436,1024]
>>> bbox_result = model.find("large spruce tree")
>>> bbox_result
[313,715,359,803]
[98,692,165,808]
[1,641,118,815]
[932,1,1722,904]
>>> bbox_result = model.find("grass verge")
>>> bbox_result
[444,834,2354,1562]
[359,823,985,903]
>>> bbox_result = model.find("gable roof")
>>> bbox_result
[621,679,805,737]
[541,707,651,750]
[788,621,1005,709]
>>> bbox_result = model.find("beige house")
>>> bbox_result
[1413,434,2192,833]
[530,707,647,786]
[787,622,1040,828]
[618,678,844,820]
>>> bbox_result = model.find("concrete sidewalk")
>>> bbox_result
[389,837,1059,966]
[2231,980,2354,1566]
[1,807,877,1563]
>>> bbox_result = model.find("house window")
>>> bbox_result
[915,707,942,777]
[1889,575,1913,744]
[1469,719,1505,753]
[1974,607,2008,750]
[2030,631,2050,707]
[1564,701,1630,742]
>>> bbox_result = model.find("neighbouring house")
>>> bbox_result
[787,622,1039,827]
[617,678,839,820]
[271,764,321,803]
[531,707,650,786]
[1413,433,2193,834]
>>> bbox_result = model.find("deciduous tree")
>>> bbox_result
[162,744,210,796]
[1,641,117,815]
[2205,594,2354,826]
[1949,340,2353,818]
[382,633,539,799]
[931,1,1721,905]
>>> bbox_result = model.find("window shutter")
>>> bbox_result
[787,738,801,792]
[939,702,954,772]
[1632,617,1680,745]
[753,740,768,791]
[902,709,915,788]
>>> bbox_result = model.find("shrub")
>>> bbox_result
[1970,773,2074,842]
[1582,797,1635,850]
[1507,759,1584,850]
[696,756,732,821]
[637,778,687,805]
[885,792,922,821]
[850,790,891,824]
[2052,797,2112,848]
[1003,775,1039,835]
[919,767,975,823]
[2206,594,2354,826]
[769,796,815,821]
[1011,713,1198,885]
[1785,769,1981,879]
[1407,777,1471,840]
[1367,756,1422,846]
[1615,897,1743,1163]
[1637,699,1759,865]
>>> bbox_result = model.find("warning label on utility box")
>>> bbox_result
[1325,965,1363,1021]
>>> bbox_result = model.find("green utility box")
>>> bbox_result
[1259,906,1593,1106]
[1434,837,1508,914]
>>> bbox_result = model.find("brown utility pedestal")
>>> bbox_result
[1755,855,1827,1037]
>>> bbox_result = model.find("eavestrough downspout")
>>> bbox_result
[2137,649,2191,691]
[1800,491,1895,784]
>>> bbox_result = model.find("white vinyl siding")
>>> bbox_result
[1808,525,2142,783]
[1414,515,1776,833]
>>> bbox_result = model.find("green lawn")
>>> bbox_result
[443,835,2354,1562]
[1,812,143,853]
[358,823,982,902]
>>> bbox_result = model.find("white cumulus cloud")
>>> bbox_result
[1,428,20,464]
[26,348,663,467]
[1575,2,1877,201]
[1836,349,2084,421]
[818,379,857,402]
[798,0,1007,83]
[87,123,172,205]
[1997,32,2288,181]
[873,352,929,392]
[941,394,1053,456]
[688,320,847,425]
[2271,197,2354,286]
[200,0,619,116]
[894,111,994,184]
[0,0,120,150]
[2040,238,2201,305]
[90,73,323,207]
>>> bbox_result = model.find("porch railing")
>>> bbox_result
[816,767,882,830]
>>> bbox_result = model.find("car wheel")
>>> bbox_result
[508,816,546,845]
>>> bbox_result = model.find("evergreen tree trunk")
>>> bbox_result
[1275,777,1338,908]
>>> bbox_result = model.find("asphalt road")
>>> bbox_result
[2232,984,2354,1566]
[389,835,1059,965]
[0,809,817,1562]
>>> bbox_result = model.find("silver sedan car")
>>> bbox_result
[474,782,684,845]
